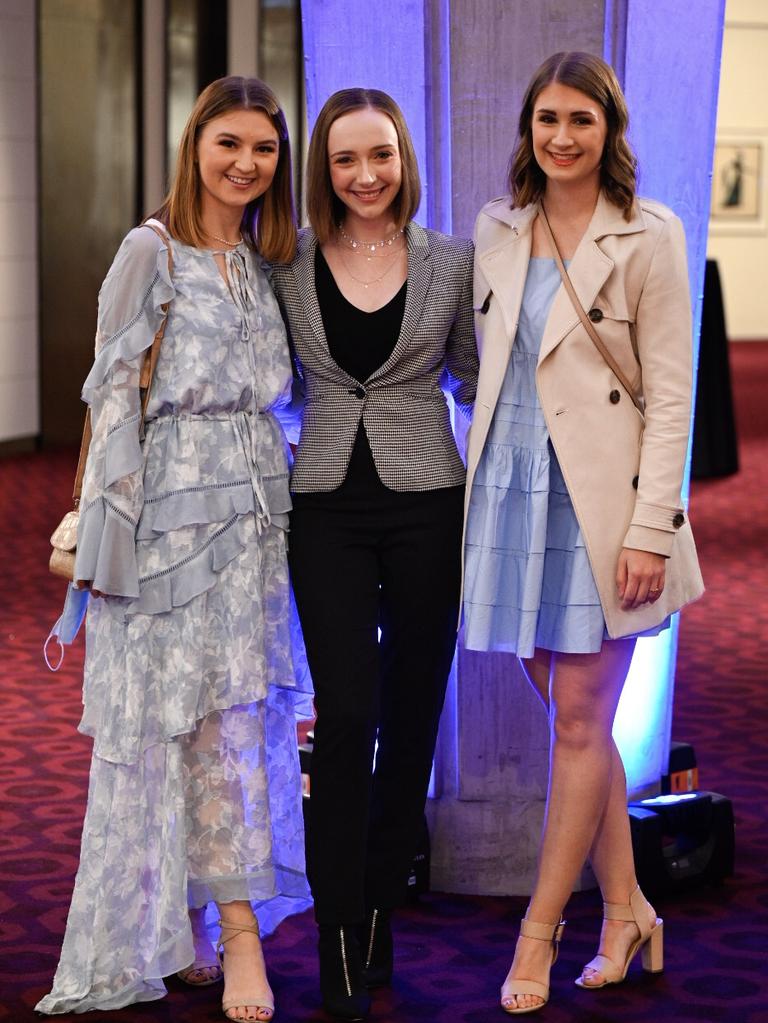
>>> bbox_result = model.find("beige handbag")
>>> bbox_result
[49,221,173,581]
[539,204,644,417]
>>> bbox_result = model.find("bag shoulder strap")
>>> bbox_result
[539,205,644,416]
[71,411,92,505]
[72,220,175,502]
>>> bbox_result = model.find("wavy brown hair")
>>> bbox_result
[508,52,637,220]
[306,88,421,244]
[149,76,297,262]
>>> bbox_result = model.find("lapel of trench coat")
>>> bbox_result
[476,201,536,338]
[538,191,646,364]
[474,203,535,413]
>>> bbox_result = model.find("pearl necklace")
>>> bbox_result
[338,226,404,256]
[208,231,243,248]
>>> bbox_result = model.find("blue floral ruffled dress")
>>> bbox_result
[37,227,312,1014]
[463,258,669,658]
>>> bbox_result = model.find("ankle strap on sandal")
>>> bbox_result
[217,917,261,947]
[602,886,652,941]
[519,918,566,943]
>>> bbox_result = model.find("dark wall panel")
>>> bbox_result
[40,0,139,446]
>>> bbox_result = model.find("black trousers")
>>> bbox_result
[289,473,463,925]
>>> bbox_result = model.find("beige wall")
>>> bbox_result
[0,0,38,444]
[707,0,768,339]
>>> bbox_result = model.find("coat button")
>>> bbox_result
[609,389,621,404]
[589,308,604,322]
[632,475,639,489]
[350,386,365,399]
[673,512,685,528]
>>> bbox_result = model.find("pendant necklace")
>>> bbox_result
[337,245,404,289]
[338,226,404,262]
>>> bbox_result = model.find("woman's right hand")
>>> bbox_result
[616,548,666,610]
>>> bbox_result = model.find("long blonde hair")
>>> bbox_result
[150,76,297,262]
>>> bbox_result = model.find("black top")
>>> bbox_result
[314,247,407,486]
[315,246,406,382]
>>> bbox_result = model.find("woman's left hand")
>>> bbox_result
[616,548,666,610]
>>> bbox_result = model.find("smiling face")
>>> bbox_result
[531,81,608,193]
[327,107,402,228]
[196,108,280,218]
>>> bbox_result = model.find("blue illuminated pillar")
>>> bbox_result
[609,0,725,794]
[301,1,430,222]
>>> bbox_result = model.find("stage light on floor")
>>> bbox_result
[639,792,700,806]
[628,789,734,897]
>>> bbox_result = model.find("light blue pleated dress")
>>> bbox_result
[463,258,669,658]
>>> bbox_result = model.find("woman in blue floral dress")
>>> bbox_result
[36,78,310,1022]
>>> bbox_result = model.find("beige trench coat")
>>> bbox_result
[465,192,704,639]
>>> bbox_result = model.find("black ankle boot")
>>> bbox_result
[318,925,372,1021]
[360,909,393,988]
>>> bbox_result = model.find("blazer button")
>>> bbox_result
[352,386,365,399]
[673,512,685,528]
[632,475,639,489]
[589,308,604,322]
[609,389,621,404]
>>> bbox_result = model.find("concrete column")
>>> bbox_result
[301,0,429,221]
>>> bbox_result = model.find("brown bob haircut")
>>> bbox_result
[306,88,421,243]
[508,52,638,220]
[150,76,297,263]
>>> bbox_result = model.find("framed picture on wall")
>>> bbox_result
[710,133,767,235]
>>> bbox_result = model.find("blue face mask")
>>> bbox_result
[44,583,90,671]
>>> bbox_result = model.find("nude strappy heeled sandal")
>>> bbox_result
[575,885,663,989]
[177,957,223,986]
[177,908,223,986]
[217,917,275,1022]
[500,917,566,1014]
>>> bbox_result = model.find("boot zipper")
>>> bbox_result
[365,909,378,971]
[340,927,352,997]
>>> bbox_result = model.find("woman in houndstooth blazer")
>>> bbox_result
[271,88,477,1021]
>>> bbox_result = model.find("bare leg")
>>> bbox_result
[501,639,635,1011]
[216,899,274,1022]
[520,648,552,709]
[178,905,222,984]
[578,741,657,985]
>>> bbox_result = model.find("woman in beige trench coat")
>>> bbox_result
[462,52,703,1014]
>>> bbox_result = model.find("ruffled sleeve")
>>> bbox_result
[74,226,175,596]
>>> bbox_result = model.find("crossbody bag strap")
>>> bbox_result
[71,411,92,506]
[539,204,644,416]
[70,220,174,501]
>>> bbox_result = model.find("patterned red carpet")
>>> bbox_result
[1,343,766,1022]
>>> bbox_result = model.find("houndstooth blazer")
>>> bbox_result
[270,222,478,492]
